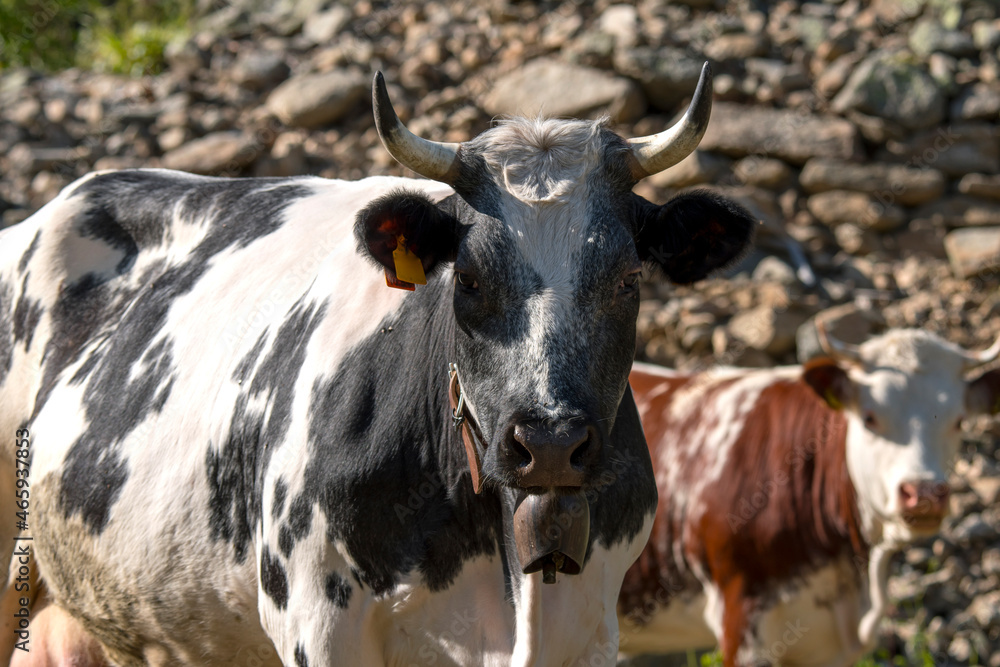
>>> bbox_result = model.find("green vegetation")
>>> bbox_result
[0,0,198,75]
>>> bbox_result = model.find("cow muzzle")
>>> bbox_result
[898,480,950,532]
[506,419,601,488]
[513,490,590,584]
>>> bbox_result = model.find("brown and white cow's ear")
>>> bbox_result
[355,189,461,288]
[802,357,855,411]
[636,190,756,285]
[966,368,1000,415]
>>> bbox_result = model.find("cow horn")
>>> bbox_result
[627,62,714,179]
[372,71,461,184]
[816,316,863,364]
[962,335,1000,371]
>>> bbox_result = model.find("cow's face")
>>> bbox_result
[356,68,754,578]
[804,330,1000,544]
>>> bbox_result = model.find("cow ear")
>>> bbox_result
[966,368,1000,415]
[636,190,756,284]
[355,189,460,287]
[802,357,854,411]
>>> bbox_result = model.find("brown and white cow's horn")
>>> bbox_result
[372,71,461,184]
[816,316,863,364]
[962,335,1000,371]
[626,62,714,179]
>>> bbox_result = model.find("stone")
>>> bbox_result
[951,83,1000,121]
[745,59,810,92]
[7,145,91,176]
[598,4,639,49]
[958,174,1000,200]
[815,53,861,99]
[160,132,259,175]
[796,304,885,363]
[913,196,1000,227]
[831,50,945,131]
[952,513,994,544]
[799,159,946,206]
[751,257,797,285]
[970,476,1000,505]
[973,20,1000,51]
[646,150,732,189]
[970,592,1000,629]
[700,103,861,165]
[302,6,352,45]
[232,51,290,91]
[612,46,704,111]
[806,190,906,232]
[876,123,1000,177]
[704,33,769,61]
[267,69,368,129]
[728,305,808,356]
[945,227,1000,278]
[733,157,791,188]
[909,19,978,58]
[483,58,646,123]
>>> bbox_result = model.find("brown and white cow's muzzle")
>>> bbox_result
[898,479,950,534]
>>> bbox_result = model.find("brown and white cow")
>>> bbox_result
[618,325,1000,667]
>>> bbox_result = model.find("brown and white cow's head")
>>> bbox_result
[804,325,1000,544]
[355,66,755,580]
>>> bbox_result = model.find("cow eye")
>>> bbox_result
[863,411,879,430]
[455,271,479,290]
[619,271,641,295]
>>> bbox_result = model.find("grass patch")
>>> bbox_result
[0,0,198,75]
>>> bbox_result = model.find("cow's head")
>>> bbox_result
[804,325,1000,544]
[356,66,754,579]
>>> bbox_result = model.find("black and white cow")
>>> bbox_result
[0,66,754,665]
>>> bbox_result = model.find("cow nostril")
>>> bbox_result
[510,438,532,468]
[569,436,590,468]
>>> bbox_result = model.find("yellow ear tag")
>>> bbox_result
[392,235,426,286]
[824,388,842,410]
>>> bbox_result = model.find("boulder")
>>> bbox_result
[728,305,808,356]
[958,174,1000,200]
[482,58,645,123]
[876,123,1000,177]
[951,83,1000,121]
[161,132,259,175]
[806,190,906,232]
[267,69,368,129]
[700,103,861,165]
[944,227,1000,278]
[912,196,1000,227]
[831,50,945,131]
[646,150,732,189]
[799,158,945,206]
[612,47,703,112]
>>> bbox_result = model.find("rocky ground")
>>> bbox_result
[1,0,998,664]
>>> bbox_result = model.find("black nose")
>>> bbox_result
[507,419,600,488]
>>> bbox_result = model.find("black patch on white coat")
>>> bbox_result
[0,281,14,386]
[17,230,41,274]
[294,643,309,667]
[27,171,310,534]
[324,571,352,608]
[260,546,289,609]
[272,478,288,520]
[297,273,502,595]
[59,336,176,533]
[207,301,327,563]
[13,275,44,348]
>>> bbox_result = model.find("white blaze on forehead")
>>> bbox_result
[477,119,617,410]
